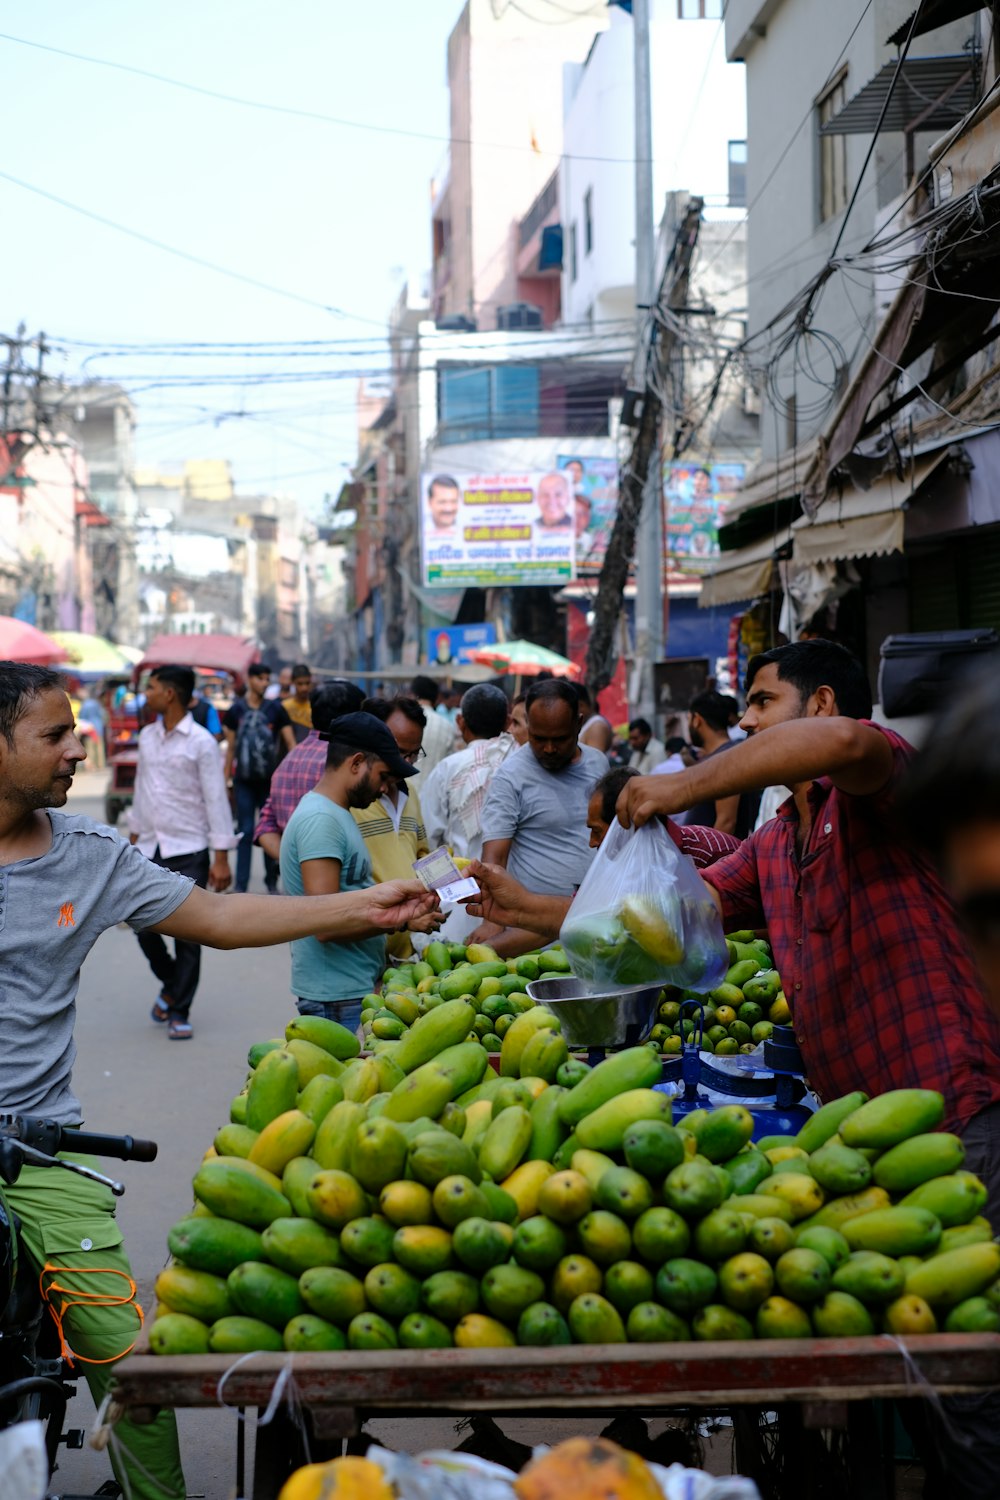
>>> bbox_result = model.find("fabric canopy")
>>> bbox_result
[49,631,133,676]
[791,451,950,566]
[698,531,792,609]
[0,618,68,665]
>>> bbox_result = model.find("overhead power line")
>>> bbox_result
[0,29,658,166]
[0,167,377,323]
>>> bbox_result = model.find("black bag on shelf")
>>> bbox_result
[877,629,999,718]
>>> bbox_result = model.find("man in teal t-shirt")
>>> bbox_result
[280,711,422,1028]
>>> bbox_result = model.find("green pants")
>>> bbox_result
[5,1155,186,1500]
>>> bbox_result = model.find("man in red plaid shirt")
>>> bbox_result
[618,640,1000,1500]
[255,680,364,860]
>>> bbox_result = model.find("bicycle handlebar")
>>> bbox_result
[0,1115,158,1163]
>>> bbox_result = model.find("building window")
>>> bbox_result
[583,189,593,255]
[569,221,578,283]
[728,140,747,208]
[678,0,722,16]
[818,70,849,222]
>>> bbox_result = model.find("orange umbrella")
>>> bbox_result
[0,617,69,665]
[467,640,582,680]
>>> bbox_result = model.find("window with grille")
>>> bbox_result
[818,70,849,223]
[678,0,723,17]
[584,189,593,255]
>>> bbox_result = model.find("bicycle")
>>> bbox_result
[0,1114,157,1499]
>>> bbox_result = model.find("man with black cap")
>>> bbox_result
[279,711,421,1030]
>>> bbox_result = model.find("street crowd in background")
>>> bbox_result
[7,639,1000,1498]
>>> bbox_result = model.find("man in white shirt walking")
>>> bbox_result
[128,665,237,1039]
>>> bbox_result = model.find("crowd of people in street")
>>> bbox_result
[6,634,1000,1499]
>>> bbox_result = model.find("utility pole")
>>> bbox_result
[631,0,661,725]
[586,198,703,697]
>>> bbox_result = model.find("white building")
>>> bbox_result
[561,0,747,329]
[725,0,983,462]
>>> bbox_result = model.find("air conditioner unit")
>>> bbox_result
[497,302,543,331]
[435,314,478,332]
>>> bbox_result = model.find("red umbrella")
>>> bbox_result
[0,617,69,665]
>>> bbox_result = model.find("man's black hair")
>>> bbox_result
[525,678,579,716]
[745,641,873,720]
[898,662,1000,860]
[575,683,593,708]
[248,661,270,678]
[428,475,459,496]
[411,676,440,705]
[460,683,509,739]
[325,739,379,771]
[629,717,652,736]
[718,694,741,725]
[310,679,365,732]
[365,695,427,729]
[0,662,63,748]
[689,690,732,733]
[291,662,311,680]
[664,736,688,754]
[592,765,639,825]
[511,690,527,708]
[149,664,196,708]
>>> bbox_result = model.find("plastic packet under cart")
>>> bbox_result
[559,818,728,993]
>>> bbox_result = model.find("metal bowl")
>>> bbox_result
[525,975,662,1048]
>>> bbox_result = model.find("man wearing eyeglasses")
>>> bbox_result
[354,696,442,957]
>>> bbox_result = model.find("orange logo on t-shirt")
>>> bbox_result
[57,903,76,928]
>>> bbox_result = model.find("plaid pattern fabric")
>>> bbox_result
[701,723,1000,1131]
[675,823,742,868]
[253,731,325,843]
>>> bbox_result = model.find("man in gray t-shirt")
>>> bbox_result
[0,664,438,1500]
[478,678,607,953]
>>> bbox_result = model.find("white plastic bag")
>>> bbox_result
[560,819,728,993]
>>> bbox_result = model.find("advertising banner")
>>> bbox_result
[425,622,497,668]
[555,454,619,574]
[420,469,576,589]
[662,459,746,576]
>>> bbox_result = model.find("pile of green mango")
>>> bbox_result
[151,995,1000,1355]
[361,940,569,1054]
[652,930,791,1057]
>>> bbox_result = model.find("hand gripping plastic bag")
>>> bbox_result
[559,818,728,993]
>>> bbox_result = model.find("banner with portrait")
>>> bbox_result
[662,460,746,576]
[555,454,618,574]
[420,469,576,589]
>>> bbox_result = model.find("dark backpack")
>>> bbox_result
[235,704,277,782]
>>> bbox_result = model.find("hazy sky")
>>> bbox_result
[0,2,464,512]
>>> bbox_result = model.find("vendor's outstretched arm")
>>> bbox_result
[617,718,894,828]
[151,881,439,949]
[466,861,571,942]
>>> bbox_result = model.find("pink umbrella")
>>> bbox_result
[0,617,69,665]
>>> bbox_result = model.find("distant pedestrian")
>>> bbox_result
[77,686,107,769]
[421,683,514,943]
[408,675,455,792]
[265,665,293,701]
[128,665,237,1039]
[476,678,607,954]
[223,661,295,892]
[358,696,440,958]
[254,679,365,860]
[282,662,314,743]
[577,683,614,756]
[279,712,421,1030]
[189,689,222,739]
[681,689,760,838]
[627,717,666,774]
[510,691,529,746]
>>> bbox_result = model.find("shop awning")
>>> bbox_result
[888,1,984,46]
[791,450,950,565]
[721,440,818,527]
[818,56,978,137]
[698,530,792,608]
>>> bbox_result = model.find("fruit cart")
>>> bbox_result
[110,1333,1000,1499]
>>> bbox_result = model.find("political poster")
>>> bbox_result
[425,622,497,668]
[420,469,576,589]
[662,460,746,576]
[555,454,619,574]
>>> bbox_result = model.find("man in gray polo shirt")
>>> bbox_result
[476,677,607,954]
[0,663,437,1500]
